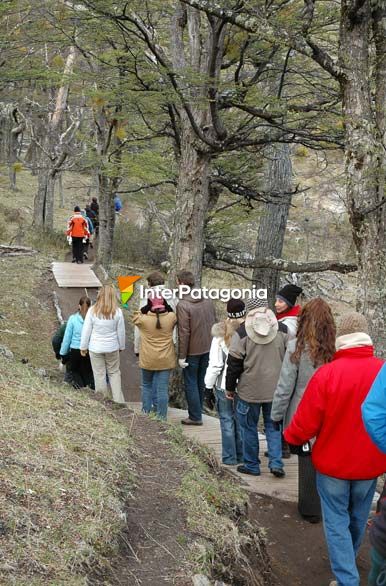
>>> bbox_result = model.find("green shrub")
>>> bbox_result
[113,218,169,267]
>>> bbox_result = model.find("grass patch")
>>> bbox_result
[167,425,271,586]
[0,255,58,370]
[0,357,134,585]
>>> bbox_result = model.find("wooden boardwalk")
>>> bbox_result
[128,402,298,502]
[52,261,102,288]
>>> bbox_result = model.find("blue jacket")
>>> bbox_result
[114,196,122,212]
[60,313,85,355]
[362,363,386,453]
[81,213,94,234]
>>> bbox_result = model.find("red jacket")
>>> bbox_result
[284,346,386,479]
[67,213,89,238]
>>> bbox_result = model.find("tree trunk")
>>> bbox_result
[252,144,292,307]
[168,4,213,287]
[340,2,386,352]
[96,174,116,270]
[34,168,56,228]
[57,172,64,208]
[33,46,76,230]
[169,122,211,285]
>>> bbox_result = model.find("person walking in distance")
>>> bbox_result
[271,298,336,523]
[132,295,177,420]
[226,298,288,478]
[176,270,216,426]
[204,298,246,465]
[60,296,94,389]
[66,206,89,264]
[284,312,386,586]
[80,284,126,404]
[90,197,99,235]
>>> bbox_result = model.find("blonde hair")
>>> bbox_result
[92,284,119,319]
[224,317,244,347]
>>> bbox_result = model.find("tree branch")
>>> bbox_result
[205,243,357,274]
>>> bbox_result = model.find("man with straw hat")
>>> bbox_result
[226,298,288,477]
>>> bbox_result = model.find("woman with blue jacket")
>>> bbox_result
[60,296,94,389]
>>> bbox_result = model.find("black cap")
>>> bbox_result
[276,284,303,307]
[227,298,246,319]
[74,205,81,212]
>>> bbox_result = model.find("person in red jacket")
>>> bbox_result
[284,312,386,586]
[67,206,90,264]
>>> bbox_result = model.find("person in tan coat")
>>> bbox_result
[132,295,176,420]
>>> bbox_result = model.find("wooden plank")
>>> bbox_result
[52,262,102,288]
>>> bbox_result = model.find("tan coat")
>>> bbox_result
[132,311,177,370]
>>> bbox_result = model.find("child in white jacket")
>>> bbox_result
[204,299,245,465]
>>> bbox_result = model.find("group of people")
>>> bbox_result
[132,273,386,586]
[54,284,126,404]
[52,264,386,585]
[66,198,99,264]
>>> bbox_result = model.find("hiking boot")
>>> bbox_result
[181,418,203,426]
[237,465,260,476]
[302,515,321,524]
[83,252,88,259]
[270,468,285,478]
[72,258,76,263]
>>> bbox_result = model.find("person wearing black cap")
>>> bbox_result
[275,284,303,338]
[204,298,246,465]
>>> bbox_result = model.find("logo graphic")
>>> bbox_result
[118,276,141,307]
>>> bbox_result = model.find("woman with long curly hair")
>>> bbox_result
[271,298,336,522]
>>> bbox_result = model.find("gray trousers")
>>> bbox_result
[89,350,125,404]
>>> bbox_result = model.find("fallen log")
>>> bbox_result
[0,245,37,257]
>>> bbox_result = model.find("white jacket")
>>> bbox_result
[80,307,125,353]
[279,315,298,339]
[134,285,177,353]
[204,322,229,391]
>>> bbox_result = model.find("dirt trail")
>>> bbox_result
[94,408,194,586]
[250,493,371,586]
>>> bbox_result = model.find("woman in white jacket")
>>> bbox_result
[204,299,246,465]
[80,284,126,404]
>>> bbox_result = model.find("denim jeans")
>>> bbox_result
[369,547,386,586]
[216,389,243,465]
[316,472,377,586]
[236,398,283,474]
[183,353,209,422]
[141,369,171,420]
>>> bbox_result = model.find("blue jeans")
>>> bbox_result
[216,389,243,465]
[183,353,209,422]
[369,547,386,586]
[236,398,283,474]
[316,472,377,586]
[141,369,171,420]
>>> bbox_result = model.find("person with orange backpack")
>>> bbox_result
[66,206,90,264]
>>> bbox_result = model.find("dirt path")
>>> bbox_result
[91,407,195,586]
[250,493,371,586]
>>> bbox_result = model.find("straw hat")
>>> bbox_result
[245,307,278,345]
